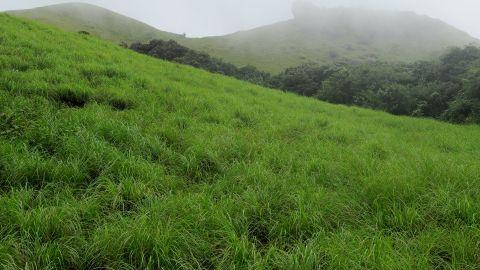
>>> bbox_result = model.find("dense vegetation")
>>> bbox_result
[131,39,480,124]
[8,2,478,73]
[273,46,480,124]
[2,14,480,269]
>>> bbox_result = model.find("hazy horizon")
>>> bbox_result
[1,0,479,39]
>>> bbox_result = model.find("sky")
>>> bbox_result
[1,0,479,38]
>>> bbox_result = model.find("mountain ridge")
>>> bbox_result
[6,2,479,73]
[7,2,181,44]
[183,2,478,72]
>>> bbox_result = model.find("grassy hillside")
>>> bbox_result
[1,13,480,269]
[7,2,181,44]
[7,2,478,74]
[184,2,478,73]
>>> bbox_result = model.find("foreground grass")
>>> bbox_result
[1,14,480,269]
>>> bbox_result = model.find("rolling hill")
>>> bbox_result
[6,1,479,73]
[6,2,181,44]
[1,13,480,269]
[183,1,479,72]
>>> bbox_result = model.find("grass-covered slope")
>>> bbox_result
[184,2,478,73]
[1,14,480,269]
[7,2,181,44]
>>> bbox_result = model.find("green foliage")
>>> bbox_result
[271,63,332,96]
[269,47,480,124]
[1,13,480,269]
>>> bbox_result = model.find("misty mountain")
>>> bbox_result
[6,2,181,44]
[7,1,478,73]
[183,1,478,72]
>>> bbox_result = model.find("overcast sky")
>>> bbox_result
[1,0,479,38]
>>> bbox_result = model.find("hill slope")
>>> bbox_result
[1,14,480,269]
[183,1,479,72]
[7,2,479,73]
[7,2,181,44]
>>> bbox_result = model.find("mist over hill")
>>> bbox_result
[183,1,478,72]
[7,2,181,44]
[6,1,479,73]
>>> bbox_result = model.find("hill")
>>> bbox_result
[1,13,480,269]
[6,2,181,44]
[7,2,479,73]
[183,1,479,72]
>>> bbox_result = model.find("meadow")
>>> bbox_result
[1,14,480,269]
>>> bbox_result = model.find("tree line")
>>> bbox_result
[130,40,480,124]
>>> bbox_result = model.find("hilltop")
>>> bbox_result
[7,1,478,73]
[184,1,478,72]
[7,2,181,44]
[1,13,480,269]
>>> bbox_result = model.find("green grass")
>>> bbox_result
[7,2,181,44]
[1,13,480,269]
[8,2,478,73]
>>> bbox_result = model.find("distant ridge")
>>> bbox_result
[7,1,479,73]
[182,1,479,72]
[7,2,181,44]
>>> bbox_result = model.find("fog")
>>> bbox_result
[1,0,479,38]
